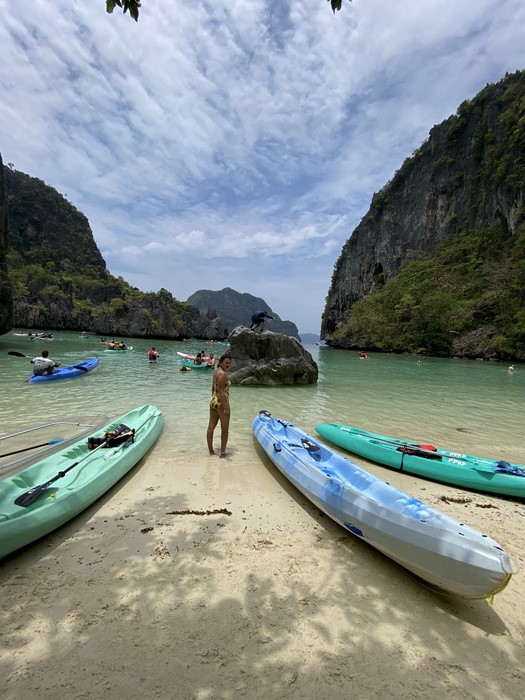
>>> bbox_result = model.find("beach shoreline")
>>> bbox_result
[1,437,524,699]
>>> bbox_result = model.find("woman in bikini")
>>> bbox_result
[206,353,232,458]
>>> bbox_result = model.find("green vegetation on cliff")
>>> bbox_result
[3,166,205,338]
[332,215,525,357]
[326,71,525,360]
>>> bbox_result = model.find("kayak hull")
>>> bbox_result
[180,358,213,369]
[0,405,163,559]
[315,423,525,498]
[177,351,217,362]
[28,358,99,383]
[253,411,513,599]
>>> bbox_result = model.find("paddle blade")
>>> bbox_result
[73,365,90,372]
[8,351,27,357]
[14,484,50,507]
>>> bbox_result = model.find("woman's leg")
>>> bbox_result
[207,409,219,454]
[219,411,230,457]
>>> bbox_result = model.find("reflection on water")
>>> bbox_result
[0,332,523,465]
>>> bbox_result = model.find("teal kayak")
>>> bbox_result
[180,357,213,369]
[0,405,163,559]
[315,423,525,498]
[28,358,99,383]
[254,411,513,599]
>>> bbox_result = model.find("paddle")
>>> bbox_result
[0,438,64,459]
[14,437,112,507]
[7,351,90,372]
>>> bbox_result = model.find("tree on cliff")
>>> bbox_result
[106,0,350,23]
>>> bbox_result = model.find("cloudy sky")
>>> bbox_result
[0,1,524,333]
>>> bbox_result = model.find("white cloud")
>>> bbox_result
[1,0,524,332]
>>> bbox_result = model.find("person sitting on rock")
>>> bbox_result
[250,311,274,331]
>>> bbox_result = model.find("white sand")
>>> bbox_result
[1,434,524,699]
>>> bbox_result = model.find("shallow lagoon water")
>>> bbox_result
[1,331,523,468]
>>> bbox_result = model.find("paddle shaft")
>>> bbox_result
[0,438,64,459]
[14,438,111,506]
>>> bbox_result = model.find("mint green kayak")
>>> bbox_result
[315,423,525,498]
[180,357,214,369]
[0,405,163,559]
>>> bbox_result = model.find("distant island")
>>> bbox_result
[300,333,321,344]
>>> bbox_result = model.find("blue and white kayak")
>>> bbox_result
[29,358,99,383]
[252,410,514,600]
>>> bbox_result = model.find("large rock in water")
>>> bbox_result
[227,327,318,385]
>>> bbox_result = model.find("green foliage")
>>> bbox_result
[446,115,468,143]
[72,299,96,315]
[332,224,525,358]
[106,0,141,21]
[109,297,127,315]
[105,1,351,23]
[326,71,525,359]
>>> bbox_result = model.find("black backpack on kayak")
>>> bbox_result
[87,424,135,450]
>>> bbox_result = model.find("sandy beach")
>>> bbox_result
[1,431,524,700]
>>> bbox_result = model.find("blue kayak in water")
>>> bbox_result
[28,358,99,383]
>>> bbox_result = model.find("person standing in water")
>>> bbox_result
[207,353,232,458]
[148,347,159,363]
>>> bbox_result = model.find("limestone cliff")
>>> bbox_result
[322,71,525,360]
[1,164,218,339]
[0,153,13,334]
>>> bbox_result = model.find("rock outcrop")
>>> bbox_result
[227,326,318,385]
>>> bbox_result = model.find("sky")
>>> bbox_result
[0,1,524,334]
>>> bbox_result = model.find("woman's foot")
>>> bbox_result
[220,451,228,458]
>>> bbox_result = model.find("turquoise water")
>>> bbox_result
[1,331,523,466]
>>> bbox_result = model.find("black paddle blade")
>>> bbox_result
[14,484,50,507]
[8,351,27,357]
[73,365,90,372]
[301,439,321,452]
[14,463,78,507]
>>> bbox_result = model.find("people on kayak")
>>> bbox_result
[148,347,159,362]
[250,311,273,331]
[194,353,203,365]
[31,349,60,376]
